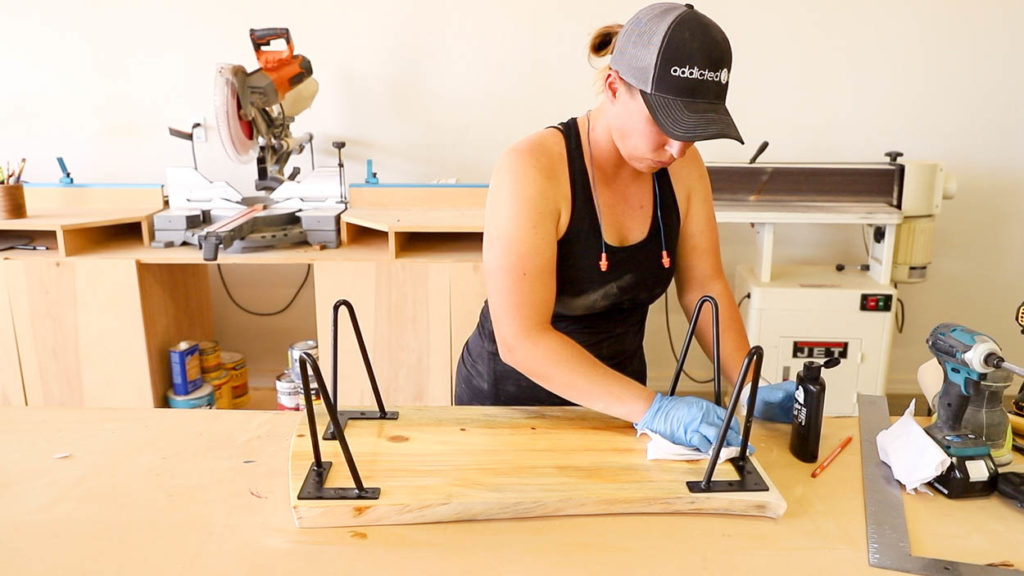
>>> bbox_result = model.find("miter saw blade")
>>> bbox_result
[214,63,258,164]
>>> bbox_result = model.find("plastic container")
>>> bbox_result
[790,358,839,462]
[963,369,1013,466]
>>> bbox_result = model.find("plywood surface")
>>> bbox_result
[6,407,1023,575]
[343,207,484,233]
[0,264,25,406]
[289,406,787,528]
[313,261,453,407]
[0,206,154,229]
[3,259,153,407]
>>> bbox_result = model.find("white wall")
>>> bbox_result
[3,1,1022,395]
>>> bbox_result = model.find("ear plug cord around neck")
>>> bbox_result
[584,110,671,272]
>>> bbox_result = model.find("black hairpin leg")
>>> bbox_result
[296,352,381,500]
[667,295,722,407]
[323,299,397,441]
[687,345,769,493]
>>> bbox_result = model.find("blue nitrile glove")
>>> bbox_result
[634,393,745,453]
[745,380,797,423]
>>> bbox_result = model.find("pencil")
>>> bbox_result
[811,435,853,478]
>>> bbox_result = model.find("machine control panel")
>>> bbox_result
[860,293,893,312]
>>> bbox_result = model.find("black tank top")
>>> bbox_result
[455,117,681,406]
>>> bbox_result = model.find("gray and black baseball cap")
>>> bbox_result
[609,3,743,144]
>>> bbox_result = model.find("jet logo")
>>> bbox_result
[792,341,849,359]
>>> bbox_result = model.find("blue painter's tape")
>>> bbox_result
[23,182,163,189]
[349,182,487,188]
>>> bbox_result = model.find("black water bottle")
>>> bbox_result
[790,358,840,462]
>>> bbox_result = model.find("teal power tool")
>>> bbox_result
[924,323,1024,498]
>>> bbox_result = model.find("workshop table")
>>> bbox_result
[1,406,1020,575]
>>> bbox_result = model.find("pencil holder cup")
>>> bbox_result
[0,184,27,219]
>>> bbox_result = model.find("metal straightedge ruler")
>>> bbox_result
[858,394,1020,575]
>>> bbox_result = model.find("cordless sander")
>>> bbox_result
[924,323,1024,498]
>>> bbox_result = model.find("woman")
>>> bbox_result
[456,3,782,452]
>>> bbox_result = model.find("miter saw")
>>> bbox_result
[155,28,348,261]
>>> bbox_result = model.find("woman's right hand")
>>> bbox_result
[634,393,745,453]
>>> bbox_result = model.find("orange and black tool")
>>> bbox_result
[249,28,313,96]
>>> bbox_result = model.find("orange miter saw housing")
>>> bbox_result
[246,28,313,109]
[215,27,319,191]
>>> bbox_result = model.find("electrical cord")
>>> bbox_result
[737,292,750,309]
[663,292,751,384]
[217,264,311,316]
[896,296,906,334]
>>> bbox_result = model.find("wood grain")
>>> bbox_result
[290,406,787,528]
[5,259,84,405]
[24,186,164,212]
[0,263,25,405]
[4,259,153,406]
[314,261,452,407]
[348,186,486,210]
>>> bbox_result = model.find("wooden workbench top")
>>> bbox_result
[0,406,1020,575]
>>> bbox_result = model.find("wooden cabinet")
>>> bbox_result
[0,185,489,408]
[3,259,152,406]
[0,263,25,406]
[0,259,215,408]
[314,260,476,407]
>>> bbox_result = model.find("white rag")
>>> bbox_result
[876,399,951,493]
[637,429,742,462]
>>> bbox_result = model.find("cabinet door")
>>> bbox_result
[0,263,25,406]
[314,261,452,406]
[5,259,153,407]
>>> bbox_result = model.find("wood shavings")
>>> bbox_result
[249,488,267,499]
[53,452,72,459]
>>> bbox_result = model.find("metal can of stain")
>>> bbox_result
[166,383,215,409]
[169,341,201,396]
[203,369,232,409]
[221,351,249,407]
[276,371,319,410]
[198,340,222,373]
[231,389,250,409]
[276,371,302,411]
[288,340,318,382]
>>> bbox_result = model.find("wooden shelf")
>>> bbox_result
[0,207,155,257]
[0,185,164,257]
[341,207,484,259]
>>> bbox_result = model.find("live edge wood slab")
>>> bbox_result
[289,406,787,528]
